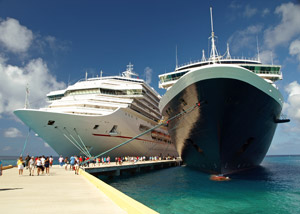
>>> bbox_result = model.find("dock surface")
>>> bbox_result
[0,165,126,214]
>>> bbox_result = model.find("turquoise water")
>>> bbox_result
[104,156,300,214]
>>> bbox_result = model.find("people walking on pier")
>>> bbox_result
[45,157,50,175]
[36,157,43,176]
[49,156,53,167]
[63,157,68,170]
[75,156,79,175]
[29,156,35,176]
[40,156,45,174]
[17,157,24,175]
[70,155,75,170]
[58,155,64,167]
[25,155,30,169]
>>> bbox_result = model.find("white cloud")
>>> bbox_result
[258,50,276,64]
[243,5,257,18]
[0,58,66,116]
[289,39,300,61]
[144,67,153,85]
[228,24,263,53]
[262,8,270,17]
[284,81,300,122]
[4,127,22,138]
[264,2,300,49]
[0,18,33,53]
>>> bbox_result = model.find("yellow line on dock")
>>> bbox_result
[79,168,159,214]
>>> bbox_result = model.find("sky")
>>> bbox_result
[0,0,300,157]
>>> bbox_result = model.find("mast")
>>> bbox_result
[225,43,231,59]
[176,45,178,69]
[256,36,261,62]
[209,7,218,63]
[24,84,30,109]
[201,49,206,61]
[122,62,138,78]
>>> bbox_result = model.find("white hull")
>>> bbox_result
[14,108,178,158]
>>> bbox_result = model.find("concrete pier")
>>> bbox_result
[0,165,158,214]
[84,159,180,176]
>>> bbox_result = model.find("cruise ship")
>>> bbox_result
[14,63,178,158]
[158,8,289,174]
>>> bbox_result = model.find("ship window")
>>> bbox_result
[93,125,99,129]
[47,120,55,125]
[109,125,118,133]
[180,98,187,106]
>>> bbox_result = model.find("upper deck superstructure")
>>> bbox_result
[45,63,161,121]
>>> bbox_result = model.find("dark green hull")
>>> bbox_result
[160,65,283,174]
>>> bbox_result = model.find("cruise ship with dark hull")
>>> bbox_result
[158,8,289,174]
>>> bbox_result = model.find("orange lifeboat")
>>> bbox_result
[210,175,231,181]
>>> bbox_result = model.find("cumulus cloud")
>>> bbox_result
[228,24,263,54]
[0,18,33,53]
[284,81,300,122]
[144,67,153,85]
[289,39,300,61]
[243,5,257,18]
[4,127,22,138]
[264,2,300,49]
[262,8,270,17]
[0,58,66,116]
[258,50,276,64]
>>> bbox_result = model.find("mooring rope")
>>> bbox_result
[80,101,202,166]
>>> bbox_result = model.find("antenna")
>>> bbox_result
[85,71,88,81]
[176,45,178,69]
[225,43,231,59]
[100,70,103,79]
[201,49,206,61]
[256,36,260,62]
[24,84,30,109]
[209,7,218,63]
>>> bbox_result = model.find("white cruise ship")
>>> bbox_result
[14,63,178,158]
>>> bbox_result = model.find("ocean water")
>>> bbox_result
[104,156,300,214]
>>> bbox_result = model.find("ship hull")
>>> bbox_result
[14,108,178,158]
[160,64,283,174]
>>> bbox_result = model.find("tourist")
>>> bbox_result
[75,156,79,175]
[36,157,43,176]
[49,156,53,167]
[70,155,75,170]
[29,156,35,176]
[64,157,69,170]
[45,157,50,175]
[40,156,45,174]
[25,155,30,169]
[0,159,2,176]
[17,157,24,175]
[58,155,64,167]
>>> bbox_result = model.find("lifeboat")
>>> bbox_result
[210,175,231,181]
